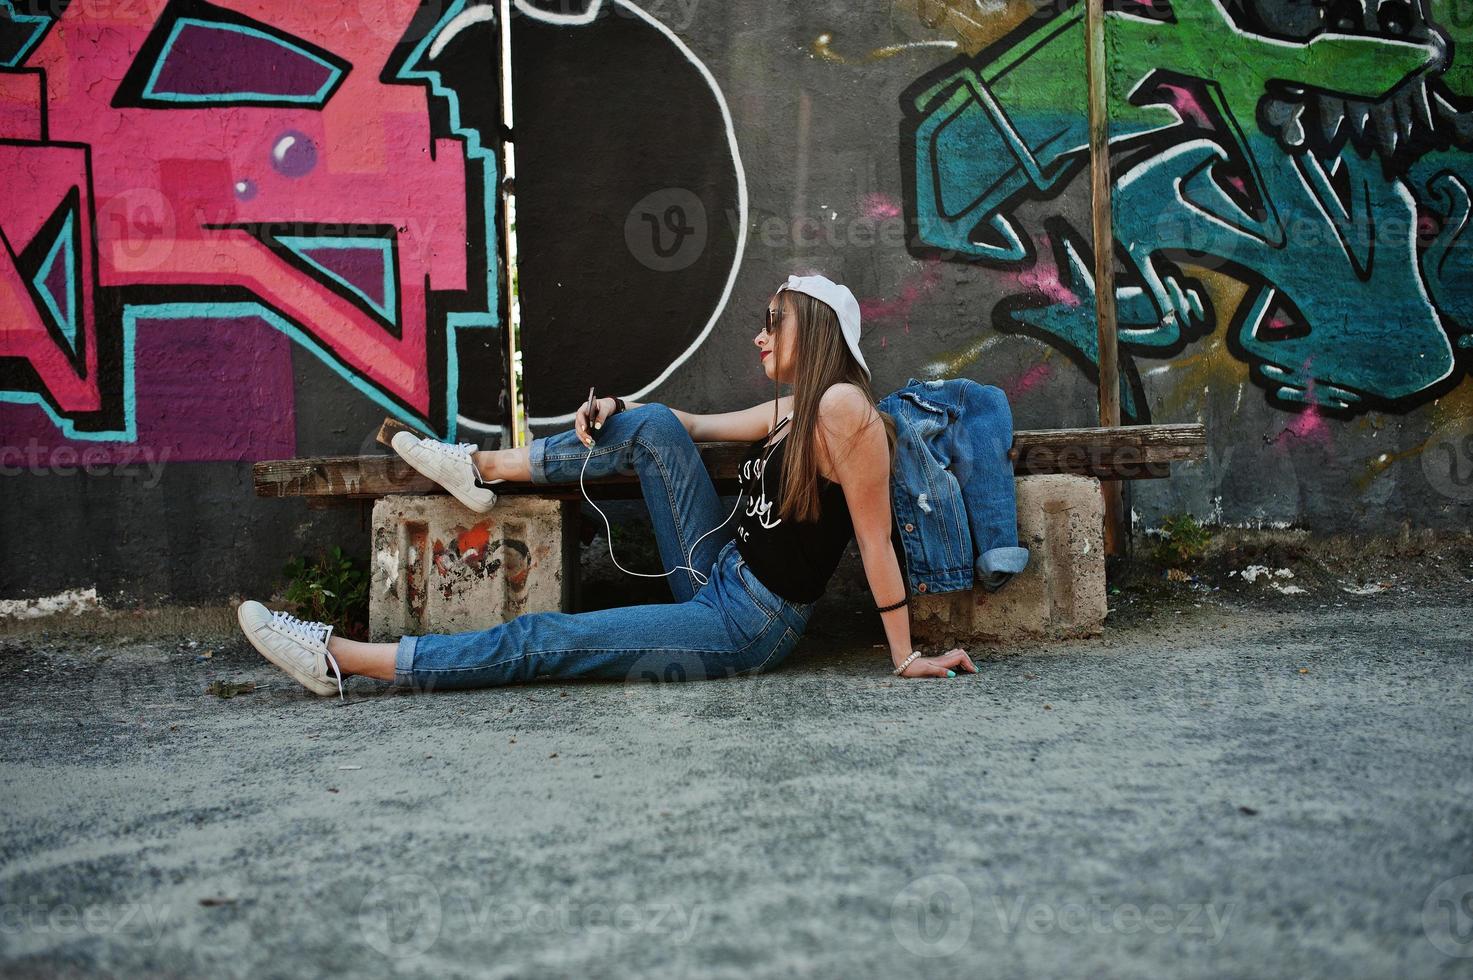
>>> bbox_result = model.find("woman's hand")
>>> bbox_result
[574,396,619,447]
[897,648,978,678]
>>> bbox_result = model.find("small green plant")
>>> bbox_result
[1152,513,1213,566]
[282,546,369,640]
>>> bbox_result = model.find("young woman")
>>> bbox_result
[237,275,976,698]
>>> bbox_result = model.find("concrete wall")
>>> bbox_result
[3,0,1471,602]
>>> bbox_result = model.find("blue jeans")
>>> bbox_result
[393,405,816,690]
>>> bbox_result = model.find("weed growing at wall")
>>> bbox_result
[282,547,369,641]
[1151,514,1213,567]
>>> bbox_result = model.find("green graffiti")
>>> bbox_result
[904,0,1471,418]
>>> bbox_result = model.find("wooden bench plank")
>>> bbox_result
[254,420,1206,500]
[255,446,760,501]
[1008,423,1204,476]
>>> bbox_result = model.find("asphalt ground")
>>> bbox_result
[1,548,1471,978]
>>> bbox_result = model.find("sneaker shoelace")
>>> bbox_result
[269,610,345,701]
[423,439,478,466]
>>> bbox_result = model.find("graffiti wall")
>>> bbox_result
[510,0,743,420]
[4,0,1470,602]
[899,0,1473,524]
[1,0,508,598]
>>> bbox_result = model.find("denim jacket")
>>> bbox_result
[878,378,1031,596]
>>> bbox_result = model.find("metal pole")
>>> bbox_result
[498,0,528,448]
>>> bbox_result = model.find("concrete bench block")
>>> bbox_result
[369,495,577,641]
[909,474,1106,647]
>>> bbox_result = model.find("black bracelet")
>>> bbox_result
[612,396,627,416]
[876,596,910,613]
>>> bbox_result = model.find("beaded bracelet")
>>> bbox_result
[892,651,922,676]
[876,595,910,613]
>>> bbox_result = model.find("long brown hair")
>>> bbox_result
[768,288,896,523]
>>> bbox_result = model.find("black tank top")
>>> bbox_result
[733,417,854,603]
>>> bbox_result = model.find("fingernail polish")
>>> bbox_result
[946,669,956,678]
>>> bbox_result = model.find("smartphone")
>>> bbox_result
[585,386,599,445]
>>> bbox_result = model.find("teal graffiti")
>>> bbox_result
[904,0,1473,418]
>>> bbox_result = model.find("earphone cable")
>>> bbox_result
[579,448,743,588]
[578,413,790,589]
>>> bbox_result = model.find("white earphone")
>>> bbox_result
[579,414,790,588]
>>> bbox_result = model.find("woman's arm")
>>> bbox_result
[579,395,793,445]
[818,384,977,679]
[684,396,794,442]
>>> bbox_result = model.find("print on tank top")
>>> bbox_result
[736,416,789,543]
[737,453,780,540]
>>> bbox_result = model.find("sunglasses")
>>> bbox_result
[764,284,794,334]
[763,304,785,333]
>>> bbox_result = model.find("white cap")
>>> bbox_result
[779,274,869,379]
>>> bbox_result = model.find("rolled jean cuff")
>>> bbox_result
[528,436,550,485]
[393,635,419,687]
[976,546,1030,592]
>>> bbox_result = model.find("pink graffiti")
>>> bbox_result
[1272,364,1333,450]
[1016,264,1079,309]
[1273,401,1330,449]
[1012,235,1079,308]
[1,0,472,454]
[1000,361,1053,402]
[0,143,99,414]
[1155,82,1214,130]
[860,260,943,322]
[859,192,901,221]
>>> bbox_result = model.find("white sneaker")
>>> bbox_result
[391,431,498,513]
[237,600,345,700]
